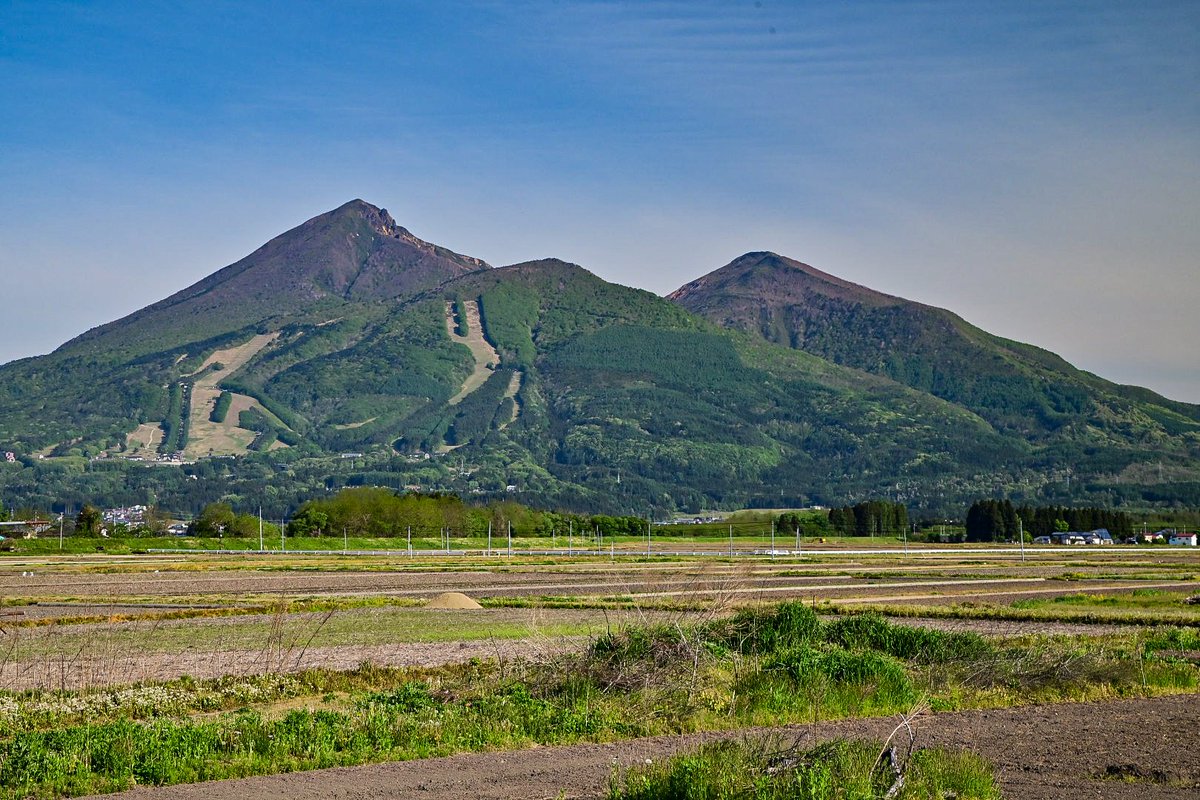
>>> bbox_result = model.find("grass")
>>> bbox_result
[0,605,615,665]
[824,598,1200,628]
[608,737,1001,800]
[0,603,1194,797]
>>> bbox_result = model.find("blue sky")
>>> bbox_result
[2,1,1198,401]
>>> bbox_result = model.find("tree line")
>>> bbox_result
[964,499,1134,542]
[826,501,909,536]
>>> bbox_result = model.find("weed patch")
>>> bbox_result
[608,737,1001,800]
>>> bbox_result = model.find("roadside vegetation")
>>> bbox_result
[0,602,1195,797]
[609,737,1001,800]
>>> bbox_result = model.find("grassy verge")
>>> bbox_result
[0,604,1195,797]
[825,595,1200,628]
[609,737,1001,800]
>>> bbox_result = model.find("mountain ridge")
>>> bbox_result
[1,199,1198,514]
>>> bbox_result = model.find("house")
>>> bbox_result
[1168,531,1198,546]
[1051,532,1088,545]
[1083,529,1114,545]
[1033,535,1052,545]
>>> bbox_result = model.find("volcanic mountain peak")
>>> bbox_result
[59,200,489,358]
[347,199,488,271]
[668,251,904,310]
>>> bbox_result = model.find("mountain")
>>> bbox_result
[669,251,1200,441]
[1,205,1199,516]
[62,199,489,360]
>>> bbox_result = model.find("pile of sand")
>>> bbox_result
[425,591,483,610]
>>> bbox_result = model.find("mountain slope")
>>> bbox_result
[0,201,488,454]
[1,207,1199,514]
[61,199,488,360]
[669,251,1200,446]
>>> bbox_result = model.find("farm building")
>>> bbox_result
[1168,531,1198,546]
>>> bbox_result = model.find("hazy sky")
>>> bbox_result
[2,1,1198,402]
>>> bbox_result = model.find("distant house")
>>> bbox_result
[1084,529,1114,545]
[1033,535,1052,545]
[1051,532,1088,545]
[1168,531,1198,546]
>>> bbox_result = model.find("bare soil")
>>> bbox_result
[4,562,1196,607]
[92,693,1200,800]
[0,607,1152,693]
[445,299,499,405]
[0,637,574,692]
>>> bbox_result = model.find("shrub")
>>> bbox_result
[718,602,822,655]
[822,614,991,663]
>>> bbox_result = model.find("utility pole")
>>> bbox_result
[59,514,63,550]
[568,520,573,555]
[487,520,492,556]
[258,507,263,552]
[507,520,513,556]
[770,521,775,559]
[646,517,651,555]
[1019,518,1025,563]
[729,524,734,557]
[343,526,347,555]
[407,525,412,557]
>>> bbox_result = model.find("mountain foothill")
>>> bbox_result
[1,199,1197,515]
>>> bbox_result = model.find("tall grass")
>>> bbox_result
[608,737,1001,800]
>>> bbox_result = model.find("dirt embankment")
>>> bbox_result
[92,693,1200,800]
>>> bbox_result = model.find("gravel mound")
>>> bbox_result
[425,592,483,609]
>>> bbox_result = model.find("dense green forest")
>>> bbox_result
[964,499,1135,541]
[827,501,910,536]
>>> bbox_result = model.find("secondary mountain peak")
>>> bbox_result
[668,251,903,312]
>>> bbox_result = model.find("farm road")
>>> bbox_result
[92,693,1200,800]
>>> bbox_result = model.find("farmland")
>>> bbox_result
[0,542,1196,798]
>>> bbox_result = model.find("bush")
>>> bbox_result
[822,614,991,663]
[765,646,914,700]
[718,602,822,655]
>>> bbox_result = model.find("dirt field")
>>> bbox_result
[2,559,1196,609]
[0,547,1194,797]
[0,603,1148,692]
[92,694,1200,800]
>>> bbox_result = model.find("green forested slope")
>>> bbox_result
[1,207,1198,514]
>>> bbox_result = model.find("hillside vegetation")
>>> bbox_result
[1,203,1199,514]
